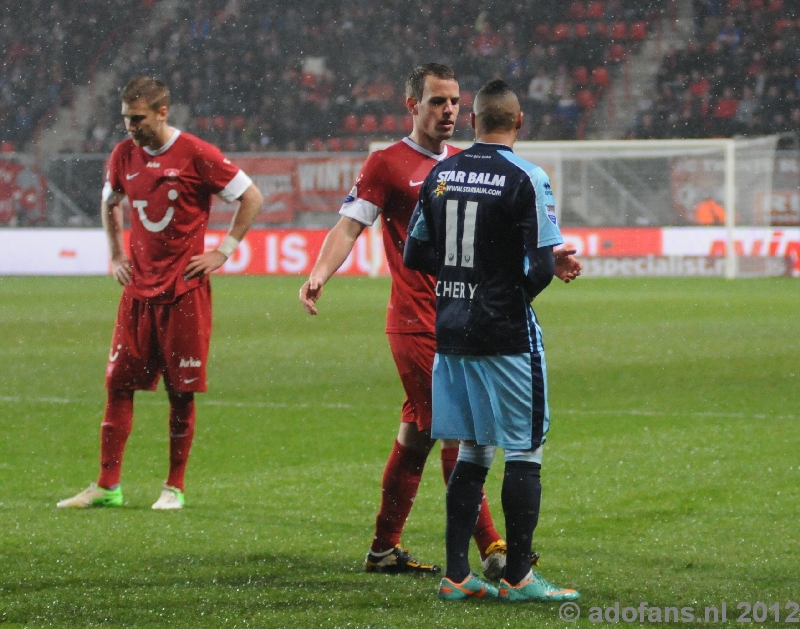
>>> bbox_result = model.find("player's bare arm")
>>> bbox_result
[184,182,264,279]
[554,247,582,283]
[300,216,366,315]
[101,198,133,286]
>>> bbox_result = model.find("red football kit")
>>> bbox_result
[102,130,252,392]
[339,137,457,429]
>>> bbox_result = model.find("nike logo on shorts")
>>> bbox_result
[126,173,140,180]
[183,377,199,384]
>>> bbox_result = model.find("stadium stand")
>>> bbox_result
[11,0,798,156]
[74,0,662,153]
[0,0,143,152]
[628,0,800,140]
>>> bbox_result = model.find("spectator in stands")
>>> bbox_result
[711,87,739,136]
[717,16,743,50]
[629,112,660,139]
[527,68,553,119]
[735,85,761,133]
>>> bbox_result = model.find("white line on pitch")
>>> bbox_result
[0,395,796,420]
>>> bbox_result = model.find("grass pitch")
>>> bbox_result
[0,275,797,628]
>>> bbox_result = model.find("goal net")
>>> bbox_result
[371,137,799,278]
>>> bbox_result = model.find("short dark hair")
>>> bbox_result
[474,79,518,133]
[121,77,170,111]
[405,63,457,100]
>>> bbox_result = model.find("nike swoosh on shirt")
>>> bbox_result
[126,173,140,180]
[409,180,425,187]
[183,377,199,384]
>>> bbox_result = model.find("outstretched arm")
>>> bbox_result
[184,182,264,279]
[299,216,367,315]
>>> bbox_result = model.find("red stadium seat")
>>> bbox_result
[0,141,15,153]
[196,117,209,131]
[326,137,342,152]
[309,137,325,152]
[592,66,610,87]
[343,114,359,132]
[572,66,589,85]
[610,21,628,40]
[460,91,474,109]
[575,22,589,38]
[535,23,551,41]
[343,137,357,151]
[607,43,625,62]
[576,89,596,109]
[552,23,570,40]
[230,115,245,131]
[587,1,604,18]
[380,114,398,132]
[212,115,226,130]
[630,21,647,40]
[767,0,782,10]
[774,18,792,34]
[360,114,378,133]
[594,22,608,37]
[401,115,414,132]
[747,0,764,7]
[300,72,317,88]
[458,112,472,130]
[568,1,586,19]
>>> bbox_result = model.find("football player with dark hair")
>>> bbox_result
[405,79,581,601]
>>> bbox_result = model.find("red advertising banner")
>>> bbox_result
[210,155,365,226]
[0,159,47,225]
[560,227,663,256]
[119,226,798,276]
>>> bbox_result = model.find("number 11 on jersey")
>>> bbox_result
[444,199,478,268]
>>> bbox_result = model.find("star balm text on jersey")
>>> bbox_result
[436,171,506,187]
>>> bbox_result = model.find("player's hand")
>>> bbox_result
[554,247,582,283]
[299,278,323,315]
[184,250,227,280]
[111,256,133,286]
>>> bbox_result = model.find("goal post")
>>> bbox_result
[369,137,798,278]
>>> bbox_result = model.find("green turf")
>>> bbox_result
[0,276,797,628]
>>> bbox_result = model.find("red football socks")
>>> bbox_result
[166,392,195,491]
[441,445,502,559]
[371,439,428,553]
[97,389,134,489]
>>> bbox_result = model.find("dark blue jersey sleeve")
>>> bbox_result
[404,200,437,276]
[524,246,555,299]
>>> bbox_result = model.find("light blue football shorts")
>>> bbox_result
[431,352,550,451]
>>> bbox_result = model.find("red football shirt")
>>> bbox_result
[339,137,458,334]
[103,130,252,303]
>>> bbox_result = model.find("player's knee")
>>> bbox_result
[108,388,134,403]
[457,443,496,468]
[504,446,543,466]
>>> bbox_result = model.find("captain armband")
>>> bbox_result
[216,234,240,259]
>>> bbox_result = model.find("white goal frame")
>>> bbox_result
[370,138,789,279]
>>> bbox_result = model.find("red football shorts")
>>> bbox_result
[105,284,212,393]
[387,332,435,432]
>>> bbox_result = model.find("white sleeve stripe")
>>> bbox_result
[339,197,381,226]
[102,181,124,204]
[217,170,253,203]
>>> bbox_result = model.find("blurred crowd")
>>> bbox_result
[0,0,142,151]
[82,0,656,153]
[627,0,800,139]
[18,0,795,153]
